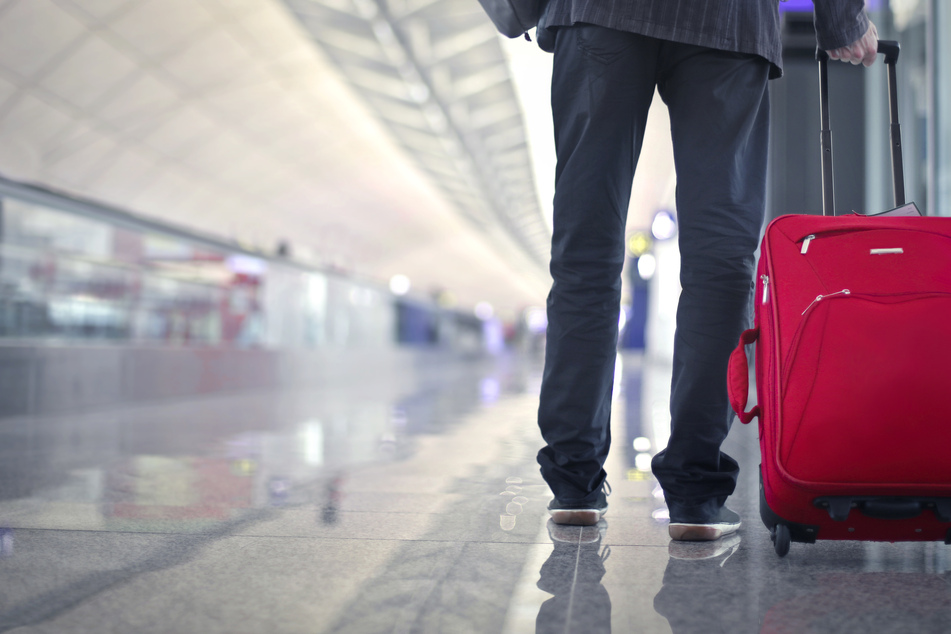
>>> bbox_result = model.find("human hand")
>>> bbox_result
[826,20,879,67]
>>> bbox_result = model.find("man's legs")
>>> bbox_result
[538,26,658,508]
[650,44,770,527]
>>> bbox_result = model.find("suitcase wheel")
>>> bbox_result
[771,524,791,558]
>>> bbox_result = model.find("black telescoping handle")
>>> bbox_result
[816,40,905,216]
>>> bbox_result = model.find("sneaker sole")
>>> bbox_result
[547,520,603,544]
[549,509,604,526]
[668,533,742,560]
[668,522,740,542]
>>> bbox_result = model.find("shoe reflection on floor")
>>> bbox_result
[318,473,345,525]
[536,519,612,633]
[655,535,951,633]
[653,535,743,633]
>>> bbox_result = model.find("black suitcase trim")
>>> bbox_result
[759,468,820,544]
[813,496,951,523]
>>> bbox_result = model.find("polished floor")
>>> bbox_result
[2,350,951,633]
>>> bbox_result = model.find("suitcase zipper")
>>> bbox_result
[800,289,951,317]
[801,289,851,315]
[796,226,951,254]
[801,235,816,254]
[796,229,873,251]
[761,275,770,304]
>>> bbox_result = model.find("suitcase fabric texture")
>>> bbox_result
[727,41,951,557]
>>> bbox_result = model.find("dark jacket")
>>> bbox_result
[538,0,869,79]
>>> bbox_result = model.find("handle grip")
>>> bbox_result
[877,40,900,65]
[728,328,760,424]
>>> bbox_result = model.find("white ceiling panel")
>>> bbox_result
[56,0,133,22]
[38,33,137,109]
[130,165,205,218]
[210,63,275,99]
[209,151,279,192]
[0,91,74,163]
[177,130,250,175]
[0,73,17,108]
[94,73,181,133]
[46,131,121,187]
[171,183,223,219]
[87,147,161,200]
[231,3,307,55]
[160,28,256,93]
[198,80,293,133]
[264,38,321,72]
[248,171,298,202]
[240,109,308,146]
[201,0,262,16]
[0,136,39,183]
[107,0,215,61]
[140,106,217,159]
[42,120,99,163]
[268,132,330,167]
[181,131,260,178]
[0,0,86,79]
[227,161,288,198]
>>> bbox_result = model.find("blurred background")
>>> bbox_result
[0,0,948,417]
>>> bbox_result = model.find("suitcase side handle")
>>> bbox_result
[728,328,761,424]
[816,40,905,216]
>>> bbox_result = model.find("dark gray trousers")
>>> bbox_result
[536,24,770,521]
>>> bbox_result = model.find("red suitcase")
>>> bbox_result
[728,41,951,557]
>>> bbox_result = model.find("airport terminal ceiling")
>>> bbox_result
[0,0,674,314]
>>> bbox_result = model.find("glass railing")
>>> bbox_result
[0,182,398,349]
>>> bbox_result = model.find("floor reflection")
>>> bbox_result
[652,536,951,633]
[0,351,541,534]
[319,473,345,525]
[760,571,951,631]
[0,351,550,632]
[536,520,612,634]
[653,536,744,633]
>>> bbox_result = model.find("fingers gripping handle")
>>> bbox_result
[815,40,900,64]
[728,328,761,424]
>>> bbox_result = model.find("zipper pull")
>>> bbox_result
[802,289,851,315]
[801,235,816,254]
[761,275,770,304]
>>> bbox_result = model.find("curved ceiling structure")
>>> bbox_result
[0,0,551,314]
[281,0,552,280]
